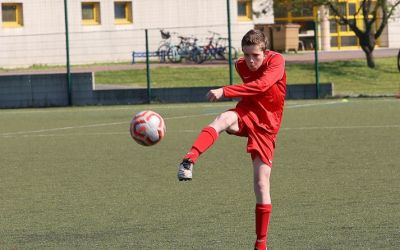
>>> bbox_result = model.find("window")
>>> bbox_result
[82,2,101,25]
[274,1,317,36]
[291,2,314,18]
[274,6,287,18]
[2,3,23,28]
[274,1,317,24]
[328,0,364,48]
[341,36,357,46]
[348,3,356,15]
[237,0,252,21]
[338,3,347,16]
[114,1,132,24]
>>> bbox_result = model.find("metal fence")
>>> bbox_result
[0,0,399,106]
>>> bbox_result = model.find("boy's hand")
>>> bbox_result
[206,88,224,102]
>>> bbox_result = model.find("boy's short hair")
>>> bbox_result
[241,29,269,51]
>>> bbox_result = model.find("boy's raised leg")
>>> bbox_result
[177,127,218,181]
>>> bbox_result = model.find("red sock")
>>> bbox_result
[184,127,218,163]
[255,203,272,250]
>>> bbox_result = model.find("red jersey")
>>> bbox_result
[223,50,287,135]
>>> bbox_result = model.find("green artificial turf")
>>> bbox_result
[0,98,399,249]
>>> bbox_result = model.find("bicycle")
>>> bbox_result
[157,30,179,63]
[215,36,238,61]
[397,49,400,98]
[198,31,238,63]
[167,35,204,63]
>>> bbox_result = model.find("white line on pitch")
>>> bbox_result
[2,130,200,138]
[3,124,399,139]
[0,122,126,136]
[285,101,344,109]
[0,100,357,137]
[0,113,220,136]
[0,99,349,115]
[2,132,127,138]
[281,124,400,130]
[0,103,233,115]
[1,97,397,115]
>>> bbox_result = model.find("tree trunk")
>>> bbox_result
[360,33,376,68]
[365,50,375,68]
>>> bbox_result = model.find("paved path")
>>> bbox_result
[1,48,398,76]
[284,48,398,64]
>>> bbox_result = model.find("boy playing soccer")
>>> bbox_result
[177,29,286,250]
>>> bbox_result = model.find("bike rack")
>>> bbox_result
[131,51,167,64]
[132,50,200,64]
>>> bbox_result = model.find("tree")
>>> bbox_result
[325,0,400,68]
[273,0,400,68]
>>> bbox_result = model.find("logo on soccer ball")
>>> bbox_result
[130,110,166,146]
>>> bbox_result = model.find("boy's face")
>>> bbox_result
[242,45,265,71]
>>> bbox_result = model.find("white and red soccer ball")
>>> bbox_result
[130,110,166,146]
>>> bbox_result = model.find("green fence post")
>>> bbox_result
[145,29,151,104]
[63,0,72,105]
[314,20,320,99]
[226,0,233,85]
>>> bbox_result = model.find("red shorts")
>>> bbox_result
[227,108,276,167]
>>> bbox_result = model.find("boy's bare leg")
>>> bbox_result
[253,156,272,250]
[178,111,239,181]
[208,111,240,134]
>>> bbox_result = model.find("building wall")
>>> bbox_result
[387,5,400,48]
[0,0,67,67]
[1,1,399,68]
[379,25,389,47]
[0,0,272,68]
[388,22,400,48]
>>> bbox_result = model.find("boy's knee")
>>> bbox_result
[211,112,237,131]
[255,180,269,192]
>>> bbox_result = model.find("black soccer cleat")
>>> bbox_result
[177,159,193,181]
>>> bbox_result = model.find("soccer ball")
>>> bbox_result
[130,110,166,146]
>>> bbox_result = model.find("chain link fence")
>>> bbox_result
[0,0,399,106]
